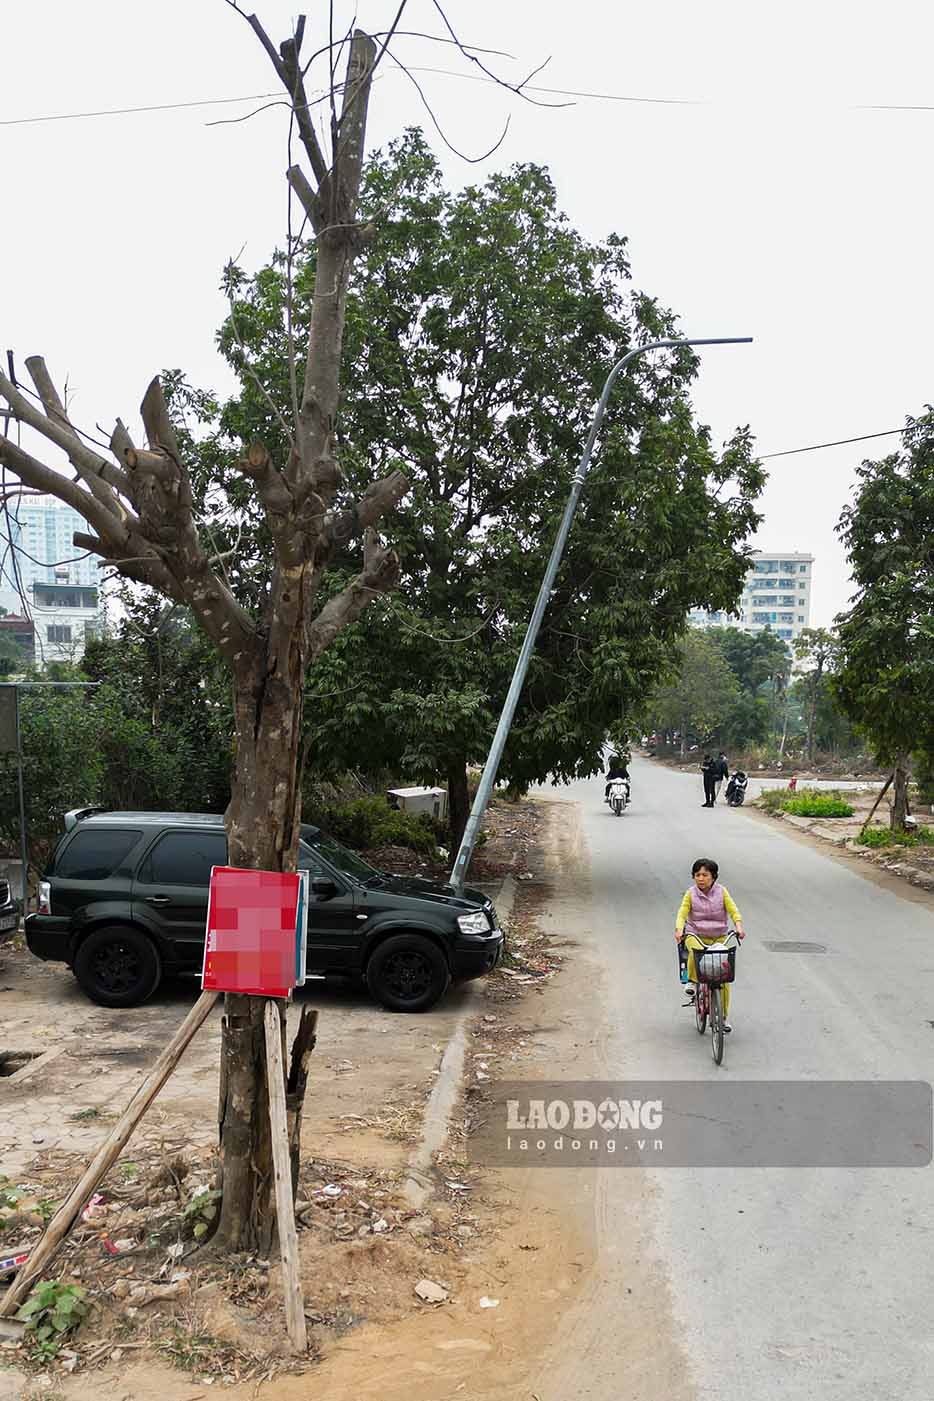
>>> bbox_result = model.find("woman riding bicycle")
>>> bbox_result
[675,857,745,1033]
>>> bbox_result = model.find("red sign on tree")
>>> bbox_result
[202,867,309,998]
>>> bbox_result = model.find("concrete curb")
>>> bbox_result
[773,810,934,891]
[402,875,517,1209]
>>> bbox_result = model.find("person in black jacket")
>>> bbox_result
[714,752,729,803]
[605,755,630,802]
[701,754,715,807]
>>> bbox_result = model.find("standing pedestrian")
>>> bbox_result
[701,754,715,807]
[714,751,729,804]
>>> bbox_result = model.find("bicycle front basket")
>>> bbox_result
[695,945,736,985]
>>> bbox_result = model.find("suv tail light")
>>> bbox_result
[38,881,51,916]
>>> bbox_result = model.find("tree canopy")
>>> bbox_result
[647,629,739,754]
[833,410,934,824]
[181,131,764,837]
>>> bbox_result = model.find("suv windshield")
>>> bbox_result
[304,832,382,883]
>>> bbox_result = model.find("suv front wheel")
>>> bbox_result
[74,926,162,1008]
[366,933,450,1012]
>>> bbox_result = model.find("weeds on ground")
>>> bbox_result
[857,825,934,849]
[0,1178,21,1211]
[16,1279,88,1363]
[156,1321,279,1382]
[182,1185,222,1240]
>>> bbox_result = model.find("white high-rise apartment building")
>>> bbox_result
[0,492,104,663]
[689,551,814,645]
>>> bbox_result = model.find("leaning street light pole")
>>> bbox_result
[448,335,753,894]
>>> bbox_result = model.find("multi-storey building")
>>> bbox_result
[0,492,104,663]
[689,551,814,645]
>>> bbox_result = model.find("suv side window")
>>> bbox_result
[297,843,331,880]
[54,828,143,880]
[145,831,228,886]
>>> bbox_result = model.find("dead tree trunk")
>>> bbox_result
[0,17,408,1258]
[214,655,307,1252]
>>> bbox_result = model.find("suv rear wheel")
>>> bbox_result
[366,933,450,1012]
[74,926,162,1008]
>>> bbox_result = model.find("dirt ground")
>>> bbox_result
[0,797,577,1399]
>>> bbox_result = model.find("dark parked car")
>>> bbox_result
[26,809,503,1012]
[0,875,19,946]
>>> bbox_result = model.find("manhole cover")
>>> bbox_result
[0,1049,40,1078]
[763,941,828,954]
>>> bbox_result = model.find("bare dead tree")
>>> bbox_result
[0,1,555,1256]
[0,16,406,1254]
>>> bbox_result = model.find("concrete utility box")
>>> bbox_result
[387,786,448,821]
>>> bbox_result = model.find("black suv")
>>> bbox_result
[0,875,19,947]
[25,810,503,1012]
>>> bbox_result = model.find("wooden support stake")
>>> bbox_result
[286,1006,318,1193]
[0,989,219,1317]
[860,771,895,837]
[264,1000,307,1355]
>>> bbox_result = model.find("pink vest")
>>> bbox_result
[685,882,728,938]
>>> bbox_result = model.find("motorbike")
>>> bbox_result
[607,777,629,816]
[725,770,748,807]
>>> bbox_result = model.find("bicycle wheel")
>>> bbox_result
[710,986,724,1065]
[694,983,708,1034]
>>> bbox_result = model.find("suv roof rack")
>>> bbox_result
[63,806,108,831]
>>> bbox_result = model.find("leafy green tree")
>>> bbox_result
[833,411,934,827]
[0,607,234,881]
[200,132,763,843]
[0,631,26,677]
[703,625,790,750]
[81,595,233,812]
[0,684,104,880]
[793,627,839,763]
[649,630,739,756]
[706,625,790,694]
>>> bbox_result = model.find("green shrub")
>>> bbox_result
[857,825,934,849]
[759,786,795,812]
[782,795,854,818]
[759,786,854,816]
[315,796,437,854]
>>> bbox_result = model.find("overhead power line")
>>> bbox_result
[759,428,905,460]
[0,92,280,127]
[5,77,934,129]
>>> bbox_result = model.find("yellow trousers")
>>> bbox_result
[684,934,731,1017]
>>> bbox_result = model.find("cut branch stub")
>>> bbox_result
[141,377,182,461]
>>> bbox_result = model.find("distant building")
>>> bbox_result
[0,613,35,664]
[0,493,104,663]
[689,551,814,646]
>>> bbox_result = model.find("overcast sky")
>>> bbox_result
[4,0,932,626]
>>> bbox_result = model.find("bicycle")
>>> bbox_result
[683,930,739,1066]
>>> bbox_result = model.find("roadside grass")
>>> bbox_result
[857,825,934,850]
[758,787,854,818]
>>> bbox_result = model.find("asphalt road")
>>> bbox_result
[531,756,934,1401]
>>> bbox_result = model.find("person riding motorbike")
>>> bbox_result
[605,755,630,803]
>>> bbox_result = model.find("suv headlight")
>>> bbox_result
[456,910,491,935]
